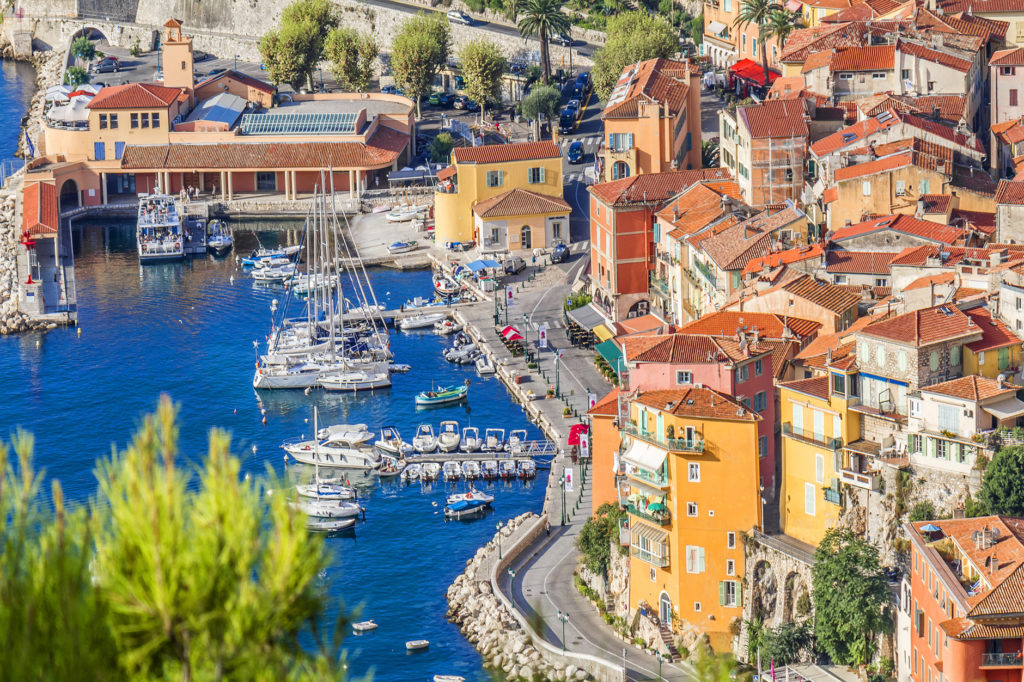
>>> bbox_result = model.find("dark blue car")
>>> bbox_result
[567,140,584,164]
[551,242,570,263]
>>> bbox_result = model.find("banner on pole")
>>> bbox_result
[580,431,590,459]
[564,468,574,492]
[588,392,597,409]
[539,323,548,348]
[506,286,514,306]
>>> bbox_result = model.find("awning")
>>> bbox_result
[984,396,1024,420]
[622,438,668,472]
[465,259,500,272]
[730,58,781,86]
[568,423,589,445]
[566,302,607,330]
[594,323,616,342]
[437,165,456,181]
[501,325,523,341]
[631,521,669,546]
[707,20,728,35]
[595,339,623,369]
[629,477,670,497]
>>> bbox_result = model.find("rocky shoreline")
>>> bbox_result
[445,512,592,682]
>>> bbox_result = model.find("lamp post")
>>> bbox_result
[522,313,530,362]
[559,474,567,525]
[657,651,664,681]
[557,610,570,651]
[555,352,561,397]
[508,567,517,607]
[496,521,503,559]
[234,54,239,71]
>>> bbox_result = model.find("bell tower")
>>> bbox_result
[161,18,194,95]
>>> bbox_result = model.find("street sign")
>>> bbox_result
[539,323,548,349]
[564,468,574,492]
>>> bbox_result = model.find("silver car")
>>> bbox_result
[446,9,472,24]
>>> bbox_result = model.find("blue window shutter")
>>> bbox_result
[114,141,125,160]
[627,133,634,149]
[608,133,614,148]
[93,142,105,160]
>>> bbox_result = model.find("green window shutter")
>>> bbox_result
[999,347,1010,370]
[498,170,504,186]
[737,580,742,607]
[539,167,546,183]
[719,581,726,606]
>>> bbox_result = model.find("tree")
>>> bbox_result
[701,139,720,168]
[391,12,451,118]
[324,28,378,92]
[505,0,522,23]
[460,39,508,122]
[981,445,1024,515]
[0,398,355,680]
[592,11,677,100]
[691,14,704,46]
[259,0,339,91]
[766,7,798,52]
[812,527,893,666]
[734,0,783,88]
[64,66,90,87]
[71,35,96,64]
[746,619,812,665]
[429,132,455,163]
[520,84,561,136]
[517,0,570,85]
[575,502,625,575]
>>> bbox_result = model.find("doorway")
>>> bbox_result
[521,225,532,249]
[659,591,673,625]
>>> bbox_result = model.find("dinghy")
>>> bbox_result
[437,421,462,452]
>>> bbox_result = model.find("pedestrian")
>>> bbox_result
[545,520,551,536]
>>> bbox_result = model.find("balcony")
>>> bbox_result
[693,259,717,288]
[627,503,671,526]
[782,422,842,449]
[622,422,705,453]
[650,276,671,298]
[631,546,670,567]
[625,463,670,488]
[981,652,1024,668]
[839,467,880,491]
[824,487,842,505]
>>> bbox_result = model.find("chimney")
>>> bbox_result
[673,205,680,221]
[826,347,833,365]
[844,219,852,228]
[916,198,925,218]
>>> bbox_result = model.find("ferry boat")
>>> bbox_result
[137,193,184,262]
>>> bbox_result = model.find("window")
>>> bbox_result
[876,345,885,366]
[687,502,698,517]
[723,0,730,10]
[1012,89,1019,107]
[99,114,108,129]
[93,141,105,160]
[552,222,562,239]
[759,435,768,458]
[141,113,150,128]
[805,482,816,516]
[872,72,886,79]
[834,274,848,285]
[833,415,841,443]
[726,559,735,575]
[110,114,118,128]
[609,132,634,151]
[688,463,700,482]
[920,179,930,194]
[902,69,911,80]
[896,180,906,196]
[927,81,936,93]
[527,167,545,184]
[742,34,746,50]
[863,181,871,196]
[486,170,503,187]
[130,113,139,128]
[676,370,693,385]
[839,73,853,80]
[936,439,949,460]
[929,351,939,371]
[727,531,736,549]
[1017,297,1021,311]
[950,345,961,366]
[694,601,702,612]
[832,373,846,395]
[752,37,757,55]
[720,580,738,607]
[815,454,825,484]
[754,391,767,412]
[490,227,499,243]
[875,278,888,287]
[755,359,763,376]
[737,365,749,382]
[1003,66,1017,76]
[151,113,160,128]
[256,172,276,191]
[899,351,908,372]
[686,545,706,573]
[909,399,922,418]
[999,346,1010,370]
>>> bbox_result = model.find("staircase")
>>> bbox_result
[658,624,682,662]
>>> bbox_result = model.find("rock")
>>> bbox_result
[575,670,588,680]
[519,664,534,680]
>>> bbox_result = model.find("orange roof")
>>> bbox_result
[780,375,831,400]
[897,39,971,73]
[822,186,838,204]
[453,141,559,164]
[614,314,665,336]
[622,333,769,364]
[472,188,570,218]
[436,165,456,181]
[810,112,901,156]
[901,271,956,291]
[767,76,806,99]
[656,181,744,238]
[738,99,809,138]
[991,46,1024,65]
[604,58,694,119]
[996,180,1024,205]
[832,44,896,71]
[965,307,1021,353]
[679,310,822,340]
[587,388,621,416]
[194,69,276,95]
[922,375,1017,401]
[743,243,824,275]
[781,273,862,313]
[87,82,183,109]
[825,250,897,275]
[857,304,980,346]
[831,214,963,245]
[21,182,58,237]
[589,168,731,207]
[633,387,759,421]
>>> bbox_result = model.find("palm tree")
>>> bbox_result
[505,0,521,23]
[518,0,571,84]
[766,7,798,53]
[734,0,784,89]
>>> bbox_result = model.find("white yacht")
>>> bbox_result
[319,367,392,392]
[283,422,381,470]
[137,193,184,261]
[398,312,446,330]
[296,482,357,499]
[437,421,461,452]
[291,498,362,518]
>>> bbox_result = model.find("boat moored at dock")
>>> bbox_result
[137,193,184,262]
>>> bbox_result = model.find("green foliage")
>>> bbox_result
[691,14,704,45]
[575,502,625,575]
[766,7,798,50]
[746,619,812,665]
[795,590,812,617]
[964,492,988,518]
[130,38,142,57]
[517,0,571,83]
[520,84,561,125]
[71,36,96,62]
[564,291,591,310]
[592,11,677,100]
[391,12,451,118]
[64,66,90,87]
[981,445,1024,515]
[459,38,507,119]
[0,397,356,681]
[574,573,602,605]
[907,500,938,522]
[691,648,739,681]
[429,132,455,163]
[734,0,784,86]
[812,527,893,666]
[702,139,720,168]
[324,28,378,92]
[260,0,340,90]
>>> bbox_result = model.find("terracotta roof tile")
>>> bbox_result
[21,181,58,236]
[831,214,963,245]
[831,44,896,71]
[965,307,1021,352]
[780,375,831,400]
[825,250,897,274]
[588,388,621,416]
[604,58,694,119]
[922,375,1018,401]
[700,205,805,270]
[589,169,731,207]
[902,271,956,291]
[991,46,1024,65]
[801,49,836,73]
[679,310,822,340]
[622,333,755,364]
[194,69,276,95]
[781,273,862,314]
[919,194,952,214]
[857,303,980,346]
[453,140,559,164]
[87,82,183,109]
[953,165,998,196]
[897,39,972,73]
[743,243,825,275]
[996,180,1024,205]
[633,387,759,421]
[738,99,809,138]
[970,563,1024,617]
[656,181,744,237]
[472,188,570,218]
[810,112,900,156]
[902,113,985,154]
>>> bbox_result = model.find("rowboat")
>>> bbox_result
[415,383,468,407]
[406,639,430,650]
[387,240,418,254]
[353,620,378,632]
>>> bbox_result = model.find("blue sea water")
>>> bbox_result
[0,215,546,681]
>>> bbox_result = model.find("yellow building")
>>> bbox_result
[778,372,862,547]
[622,387,761,650]
[434,141,568,249]
[964,307,1022,378]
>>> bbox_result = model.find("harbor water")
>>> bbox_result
[0,217,549,681]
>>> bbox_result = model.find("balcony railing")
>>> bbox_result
[982,652,1024,668]
[631,546,670,567]
[650,276,671,297]
[693,259,717,288]
[622,423,705,453]
[625,464,670,488]
[824,487,842,505]
[627,504,671,526]
[840,467,879,491]
[782,422,842,449]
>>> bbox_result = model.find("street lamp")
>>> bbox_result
[557,610,570,651]
[657,651,665,681]
[234,54,239,71]
[522,313,530,362]
[508,567,517,606]
[554,351,561,397]
[496,521,503,559]
[559,474,567,525]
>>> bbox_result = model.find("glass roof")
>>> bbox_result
[239,112,358,136]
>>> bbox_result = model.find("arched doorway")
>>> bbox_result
[59,179,79,212]
[521,225,532,249]
[659,591,673,625]
[627,299,650,318]
[612,161,630,180]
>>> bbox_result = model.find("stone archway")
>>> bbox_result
[751,560,778,622]
[59,179,79,212]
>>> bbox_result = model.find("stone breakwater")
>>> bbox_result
[445,512,593,682]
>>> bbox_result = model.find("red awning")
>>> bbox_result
[730,58,781,86]
[436,165,456,181]
[501,325,523,341]
[22,182,58,237]
[568,423,589,445]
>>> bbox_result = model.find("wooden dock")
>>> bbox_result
[402,441,557,465]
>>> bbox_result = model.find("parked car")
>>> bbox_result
[503,256,526,274]
[559,105,577,133]
[551,241,570,263]
[446,9,472,24]
[381,85,404,95]
[205,67,228,78]
[91,58,120,73]
[567,140,584,164]
[193,50,213,62]
[454,95,478,111]
[551,32,573,46]
[428,91,455,107]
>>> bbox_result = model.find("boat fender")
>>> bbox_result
[141,243,147,251]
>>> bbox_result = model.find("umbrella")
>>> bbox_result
[627,493,644,503]
[647,502,667,512]
[501,325,523,341]
[920,523,941,532]
[568,423,589,445]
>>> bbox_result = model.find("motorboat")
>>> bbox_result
[387,239,418,254]
[415,383,468,407]
[291,498,362,518]
[242,244,301,266]
[412,424,438,453]
[475,355,496,375]
[137,193,184,262]
[481,460,498,480]
[290,272,339,295]
[319,368,392,392]
[438,421,462,452]
[252,256,291,269]
[461,460,481,480]
[461,426,482,452]
[389,363,412,373]
[253,361,327,389]
[378,454,406,479]
[482,428,506,453]
[353,620,378,632]
[404,296,442,310]
[376,426,413,457]
[206,219,233,257]
[306,517,356,533]
[444,487,492,519]
[283,422,381,470]
[444,343,479,365]
[295,482,356,499]
[518,459,537,479]
[401,462,422,482]
[442,461,462,481]
[252,263,297,284]
[507,429,528,454]
[446,488,494,506]
[433,276,461,298]
[434,319,461,335]
[406,639,430,650]
[398,312,446,330]
[498,460,517,480]
[421,462,441,481]
[434,676,466,682]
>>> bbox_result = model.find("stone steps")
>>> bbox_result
[658,624,682,662]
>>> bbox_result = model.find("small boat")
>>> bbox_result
[242,244,300,266]
[434,676,466,682]
[319,369,392,392]
[444,487,493,519]
[406,639,430,650]
[372,204,391,214]
[290,272,339,295]
[434,319,461,335]
[507,429,528,454]
[438,421,462,452]
[462,426,482,452]
[446,488,494,506]
[252,263,297,284]
[461,460,481,480]
[296,482,356,499]
[378,455,405,479]
[442,461,462,481]
[306,517,356,533]
[444,343,479,365]
[482,460,498,480]
[475,355,496,375]
[387,239,418,254]
[206,219,233,257]
[421,462,441,481]
[401,462,422,482]
[291,498,362,518]
[389,363,412,373]
[499,460,517,480]
[415,383,468,407]
[412,424,438,453]
[353,620,378,632]
[434,276,461,298]
[483,428,506,453]
[386,206,426,222]
[398,312,447,330]
[376,426,413,457]
[252,256,291,269]
[518,459,537,479]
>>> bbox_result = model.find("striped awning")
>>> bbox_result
[631,521,669,546]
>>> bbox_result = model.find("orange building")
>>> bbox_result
[588,389,623,515]
[601,58,703,181]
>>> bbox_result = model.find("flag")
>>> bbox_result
[538,323,548,349]
[505,286,514,306]
[24,132,35,158]
[564,468,574,492]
